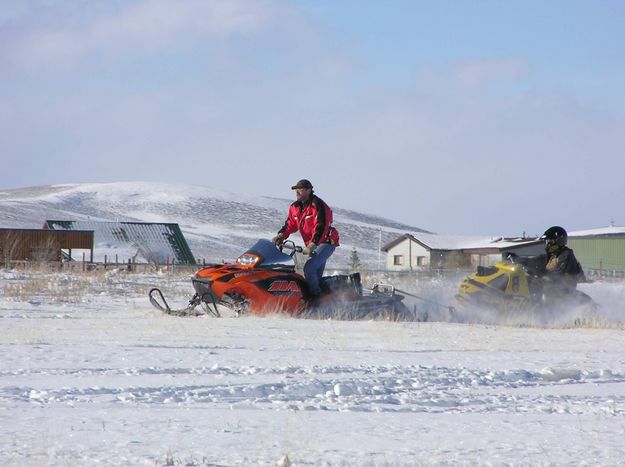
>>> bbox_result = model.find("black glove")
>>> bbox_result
[272,234,284,246]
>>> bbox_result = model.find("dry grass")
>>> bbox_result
[1,267,192,304]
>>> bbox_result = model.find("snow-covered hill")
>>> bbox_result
[0,182,430,267]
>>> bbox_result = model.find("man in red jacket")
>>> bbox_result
[272,179,340,297]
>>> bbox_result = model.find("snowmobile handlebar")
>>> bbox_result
[505,252,519,263]
[504,252,546,278]
[279,240,317,256]
[279,240,303,256]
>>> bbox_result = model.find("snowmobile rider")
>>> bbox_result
[510,226,585,291]
[539,226,586,289]
[272,179,340,297]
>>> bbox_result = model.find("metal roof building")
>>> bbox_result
[44,220,196,265]
[569,226,625,275]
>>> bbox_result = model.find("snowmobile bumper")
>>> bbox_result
[148,277,221,317]
[192,276,215,300]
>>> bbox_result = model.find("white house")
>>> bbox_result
[381,233,544,271]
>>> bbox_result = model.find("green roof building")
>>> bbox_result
[569,226,625,277]
[44,220,196,265]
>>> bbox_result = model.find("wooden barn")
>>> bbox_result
[0,228,94,263]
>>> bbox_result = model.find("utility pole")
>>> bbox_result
[378,228,382,271]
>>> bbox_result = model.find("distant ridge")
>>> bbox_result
[0,182,431,267]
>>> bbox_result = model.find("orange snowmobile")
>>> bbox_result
[149,239,414,320]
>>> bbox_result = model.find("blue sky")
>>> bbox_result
[1,0,624,235]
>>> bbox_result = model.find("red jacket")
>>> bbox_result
[278,195,340,246]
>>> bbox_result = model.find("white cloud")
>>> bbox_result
[3,0,283,69]
[2,2,623,235]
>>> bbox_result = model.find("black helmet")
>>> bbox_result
[541,226,567,250]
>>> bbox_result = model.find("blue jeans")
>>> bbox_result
[303,243,336,296]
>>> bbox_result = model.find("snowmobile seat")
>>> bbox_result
[320,273,362,299]
[349,272,363,296]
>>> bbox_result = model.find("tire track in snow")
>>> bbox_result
[3,365,624,415]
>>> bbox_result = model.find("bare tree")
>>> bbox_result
[30,236,61,264]
[1,232,24,267]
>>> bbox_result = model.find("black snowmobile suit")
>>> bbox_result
[523,246,586,290]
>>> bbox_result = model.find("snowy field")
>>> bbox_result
[1,268,625,466]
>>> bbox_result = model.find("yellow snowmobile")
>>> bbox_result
[456,259,596,318]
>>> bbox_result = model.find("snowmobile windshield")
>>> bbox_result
[236,239,295,269]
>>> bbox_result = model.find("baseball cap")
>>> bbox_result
[291,179,313,190]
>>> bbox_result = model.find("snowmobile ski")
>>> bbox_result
[148,288,220,317]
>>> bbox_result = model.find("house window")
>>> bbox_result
[393,255,404,266]
[417,256,427,266]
